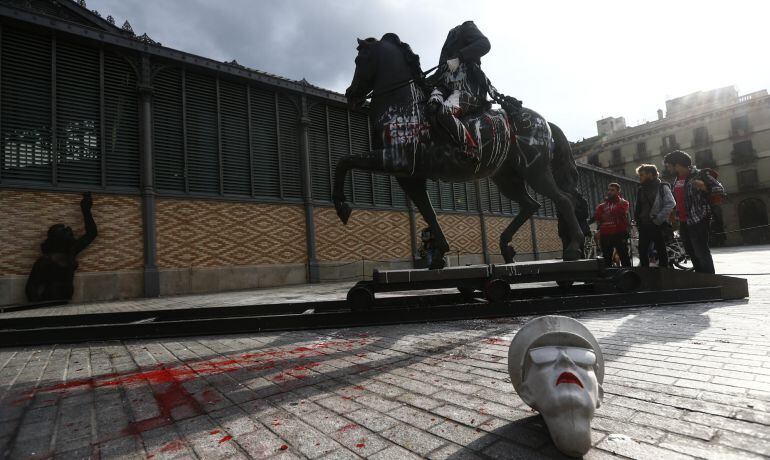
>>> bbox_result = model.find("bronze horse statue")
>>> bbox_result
[336,33,584,269]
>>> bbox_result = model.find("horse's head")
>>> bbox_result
[345,37,379,110]
[345,34,423,111]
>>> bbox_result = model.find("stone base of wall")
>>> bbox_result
[158,264,308,297]
[0,270,143,306]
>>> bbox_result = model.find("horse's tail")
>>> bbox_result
[548,122,579,196]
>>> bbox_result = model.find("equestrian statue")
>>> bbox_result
[336,21,586,269]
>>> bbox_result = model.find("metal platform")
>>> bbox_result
[0,259,748,347]
[346,259,748,310]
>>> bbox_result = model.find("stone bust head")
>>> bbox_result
[508,315,604,457]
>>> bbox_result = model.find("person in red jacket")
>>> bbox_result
[594,183,631,267]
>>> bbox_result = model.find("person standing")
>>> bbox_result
[664,150,725,274]
[634,164,676,267]
[594,183,632,267]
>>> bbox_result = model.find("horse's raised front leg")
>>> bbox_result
[491,173,541,264]
[332,154,381,225]
[396,176,449,269]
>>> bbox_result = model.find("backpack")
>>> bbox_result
[698,168,727,205]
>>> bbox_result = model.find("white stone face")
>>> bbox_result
[518,346,602,457]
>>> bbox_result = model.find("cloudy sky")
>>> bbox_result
[89,0,769,142]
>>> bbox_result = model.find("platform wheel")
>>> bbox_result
[613,269,642,293]
[484,279,511,303]
[347,286,375,312]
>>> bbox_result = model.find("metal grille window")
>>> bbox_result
[250,87,280,198]
[426,179,440,209]
[219,79,250,196]
[327,105,352,202]
[55,38,100,186]
[452,182,468,211]
[438,181,452,210]
[277,94,302,199]
[349,110,373,205]
[488,179,502,213]
[185,71,219,194]
[308,102,330,202]
[1,26,52,184]
[103,49,139,189]
[152,67,184,191]
[391,176,407,208]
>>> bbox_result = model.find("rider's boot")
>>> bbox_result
[432,111,480,163]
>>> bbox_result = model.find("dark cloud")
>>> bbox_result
[87,1,770,141]
[89,0,460,93]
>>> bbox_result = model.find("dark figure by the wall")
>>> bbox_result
[26,192,98,302]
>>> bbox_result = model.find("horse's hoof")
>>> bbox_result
[336,203,352,225]
[563,249,582,261]
[501,246,516,264]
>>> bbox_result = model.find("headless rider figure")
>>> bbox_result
[427,21,491,160]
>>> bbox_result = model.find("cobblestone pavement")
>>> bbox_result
[1,246,769,459]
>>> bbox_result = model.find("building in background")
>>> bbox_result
[572,86,770,246]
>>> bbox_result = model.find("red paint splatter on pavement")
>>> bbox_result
[339,423,358,433]
[353,385,365,391]
[280,444,289,450]
[356,443,366,448]
[210,429,221,435]
[7,336,376,443]
[159,440,185,454]
[218,435,233,444]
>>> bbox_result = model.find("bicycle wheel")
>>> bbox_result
[667,239,694,271]
[673,256,694,271]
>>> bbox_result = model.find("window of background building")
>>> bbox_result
[695,149,716,169]
[731,115,750,138]
[588,154,601,167]
[636,142,647,159]
[661,134,677,152]
[611,148,622,166]
[737,169,758,191]
[693,126,709,147]
[732,140,756,164]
